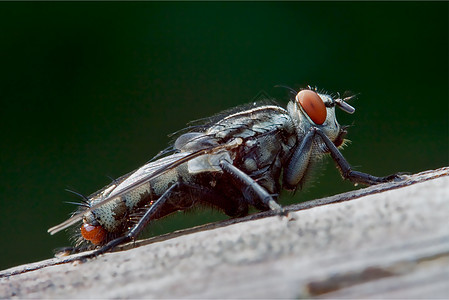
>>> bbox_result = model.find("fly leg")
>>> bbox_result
[314,128,402,185]
[284,127,402,187]
[283,126,317,189]
[219,159,285,215]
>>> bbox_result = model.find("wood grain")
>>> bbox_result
[1,167,448,298]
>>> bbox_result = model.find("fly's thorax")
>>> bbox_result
[187,150,233,174]
[206,105,291,140]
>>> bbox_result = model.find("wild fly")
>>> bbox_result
[48,86,401,258]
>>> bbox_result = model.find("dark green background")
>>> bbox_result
[1,2,447,270]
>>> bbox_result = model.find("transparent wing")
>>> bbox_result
[109,152,189,199]
[48,137,243,235]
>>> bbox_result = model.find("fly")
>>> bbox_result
[48,86,401,258]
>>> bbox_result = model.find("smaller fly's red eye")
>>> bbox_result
[81,223,106,245]
[296,90,327,125]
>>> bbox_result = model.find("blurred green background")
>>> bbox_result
[1,2,447,270]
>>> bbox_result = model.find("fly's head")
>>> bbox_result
[287,88,355,147]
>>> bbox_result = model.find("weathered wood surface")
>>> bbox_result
[1,167,448,298]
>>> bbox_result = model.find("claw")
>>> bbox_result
[386,172,409,182]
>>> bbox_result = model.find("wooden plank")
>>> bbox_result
[1,167,448,298]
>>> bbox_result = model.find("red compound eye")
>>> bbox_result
[81,223,106,245]
[296,90,327,125]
